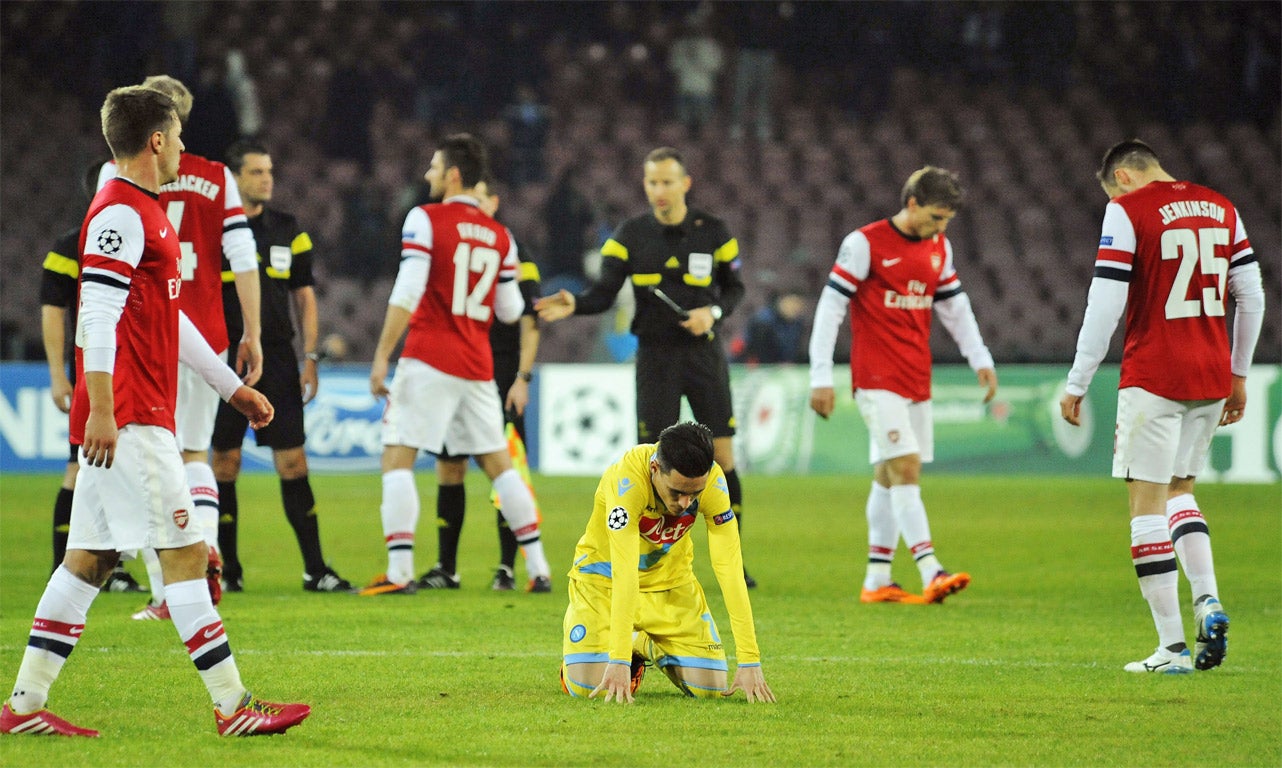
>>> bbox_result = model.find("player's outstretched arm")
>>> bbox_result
[723,664,776,703]
[589,663,635,705]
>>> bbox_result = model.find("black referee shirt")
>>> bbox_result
[575,208,745,346]
[221,207,315,346]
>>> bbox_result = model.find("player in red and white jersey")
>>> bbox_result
[360,134,551,595]
[1061,140,1265,675]
[99,75,263,617]
[809,167,997,606]
[2,86,308,739]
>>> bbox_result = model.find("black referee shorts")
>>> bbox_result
[635,339,736,442]
[212,343,306,451]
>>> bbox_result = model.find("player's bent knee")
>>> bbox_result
[561,663,600,698]
[663,664,727,699]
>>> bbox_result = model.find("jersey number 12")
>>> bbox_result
[1161,227,1228,319]
[451,243,500,321]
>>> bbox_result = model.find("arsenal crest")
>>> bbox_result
[173,509,189,529]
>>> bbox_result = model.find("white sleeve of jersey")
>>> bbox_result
[493,234,524,323]
[493,278,525,324]
[1228,259,1265,377]
[221,167,258,272]
[828,231,871,295]
[178,310,243,400]
[1065,277,1128,396]
[934,291,995,371]
[78,204,145,373]
[389,207,433,311]
[95,160,117,191]
[808,285,850,389]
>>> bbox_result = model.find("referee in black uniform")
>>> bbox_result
[535,146,757,586]
[211,139,352,593]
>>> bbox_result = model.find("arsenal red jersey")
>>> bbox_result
[399,198,518,380]
[159,153,249,353]
[71,178,182,442]
[827,219,958,401]
[1096,180,1251,400]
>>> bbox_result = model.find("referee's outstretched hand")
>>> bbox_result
[534,290,575,322]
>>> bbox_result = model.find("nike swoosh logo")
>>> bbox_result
[203,624,224,639]
[160,228,169,237]
[70,626,83,636]
[881,258,902,267]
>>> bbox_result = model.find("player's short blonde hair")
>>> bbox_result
[901,166,964,209]
[141,75,194,124]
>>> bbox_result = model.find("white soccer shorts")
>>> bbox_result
[381,357,506,456]
[174,349,227,452]
[67,424,204,553]
[1113,387,1223,484]
[855,388,934,464]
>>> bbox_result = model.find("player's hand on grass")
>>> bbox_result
[724,665,776,703]
[589,663,634,704]
[230,385,274,430]
[809,387,835,419]
[977,367,998,404]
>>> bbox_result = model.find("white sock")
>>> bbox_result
[141,548,165,603]
[381,469,419,584]
[1166,494,1218,603]
[185,461,220,549]
[493,469,549,578]
[864,483,896,591]
[891,484,942,586]
[166,579,246,713]
[1130,514,1184,649]
[9,567,99,714]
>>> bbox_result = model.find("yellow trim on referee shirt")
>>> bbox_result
[519,260,541,282]
[291,232,313,254]
[714,238,740,262]
[631,274,662,287]
[600,238,629,261]
[43,252,79,278]
[682,274,712,287]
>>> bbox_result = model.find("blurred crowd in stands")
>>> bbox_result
[2,1,1278,363]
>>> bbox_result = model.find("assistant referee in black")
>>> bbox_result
[535,146,756,587]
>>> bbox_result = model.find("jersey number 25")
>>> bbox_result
[1161,227,1228,320]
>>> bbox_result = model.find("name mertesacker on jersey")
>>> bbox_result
[1158,200,1226,225]
[160,174,220,201]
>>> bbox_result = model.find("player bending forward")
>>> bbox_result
[561,422,775,703]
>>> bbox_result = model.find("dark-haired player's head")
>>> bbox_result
[227,139,273,209]
[100,86,180,179]
[225,138,270,175]
[426,133,489,200]
[900,166,964,210]
[897,166,963,239]
[1096,139,1163,197]
[643,146,693,224]
[654,422,715,478]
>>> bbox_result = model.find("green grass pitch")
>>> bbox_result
[0,472,1278,766]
